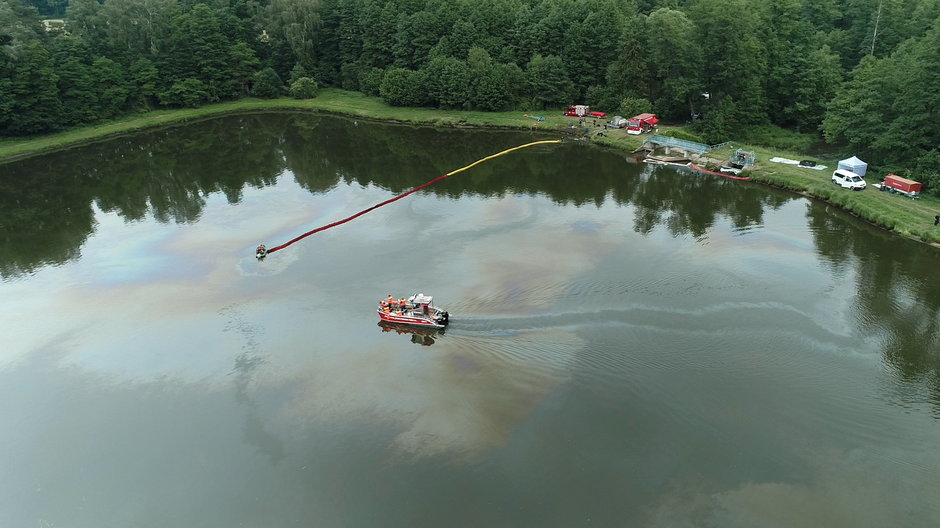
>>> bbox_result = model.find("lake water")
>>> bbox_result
[1,114,939,528]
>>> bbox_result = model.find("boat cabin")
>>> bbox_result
[408,293,434,315]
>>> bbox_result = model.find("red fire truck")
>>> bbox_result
[626,113,659,135]
[564,105,606,118]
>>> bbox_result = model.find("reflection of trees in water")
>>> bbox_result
[626,164,786,238]
[807,205,940,411]
[0,114,286,277]
[0,161,96,277]
[89,116,286,222]
[0,113,885,275]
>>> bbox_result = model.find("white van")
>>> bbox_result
[832,169,866,190]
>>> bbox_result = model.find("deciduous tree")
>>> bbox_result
[160,77,209,107]
[379,67,426,107]
[265,0,322,72]
[66,0,107,55]
[51,36,97,126]
[821,55,895,158]
[163,4,231,102]
[423,56,469,109]
[252,67,284,98]
[525,54,573,109]
[467,47,509,111]
[873,18,940,169]
[690,0,767,124]
[8,40,61,134]
[1,0,45,58]
[227,41,261,98]
[645,8,701,121]
[129,58,159,109]
[92,57,129,118]
[289,76,318,98]
[99,0,179,62]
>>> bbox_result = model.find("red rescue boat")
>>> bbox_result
[377,293,450,329]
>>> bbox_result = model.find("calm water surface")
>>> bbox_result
[1,114,939,528]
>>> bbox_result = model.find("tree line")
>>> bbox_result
[1,0,938,192]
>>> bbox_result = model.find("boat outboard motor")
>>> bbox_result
[440,311,449,325]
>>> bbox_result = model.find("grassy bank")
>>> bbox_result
[589,125,940,245]
[706,143,940,245]
[2,88,938,245]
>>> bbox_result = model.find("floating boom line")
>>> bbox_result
[257,139,562,258]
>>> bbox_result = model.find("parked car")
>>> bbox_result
[832,169,866,190]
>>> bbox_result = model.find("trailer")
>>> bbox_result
[877,173,922,198]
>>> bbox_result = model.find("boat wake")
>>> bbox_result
[448,309,649,336]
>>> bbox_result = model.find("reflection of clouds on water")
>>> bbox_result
[239,194,633,460]
[571,219,604,234]
[644,447,940,528]
[443,196,626,316]
[269,328,580,460]
[229,334,286,466]
[220,306,285,465]
[0,188,322,378]
[1,260,284,381]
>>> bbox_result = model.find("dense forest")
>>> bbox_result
[1,0,939,191]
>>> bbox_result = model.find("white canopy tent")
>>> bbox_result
[838,156,868,176]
